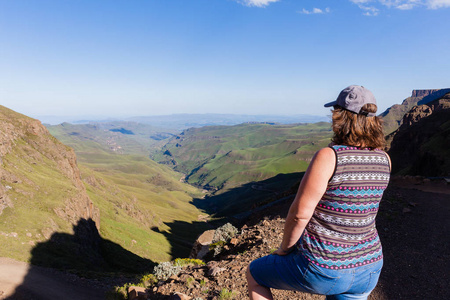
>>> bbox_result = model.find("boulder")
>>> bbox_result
[127,286,149,300]
[189,230,215,259]
[169,292,191,300]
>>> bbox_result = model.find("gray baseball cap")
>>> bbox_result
[324,85,377,117]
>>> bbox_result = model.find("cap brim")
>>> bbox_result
[324,100,337,108]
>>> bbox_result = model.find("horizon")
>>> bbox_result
[1,0,449,119]
[34,111,331,126]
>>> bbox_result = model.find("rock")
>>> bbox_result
[169,292,191,300]
[127,286,148,300]
[206,261,218,268]
[190,230,215,259]
[229,237,239,245]
[207,266,226,277]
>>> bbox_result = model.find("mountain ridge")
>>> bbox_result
[379,88,450,134]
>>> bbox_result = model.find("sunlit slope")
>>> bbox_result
[0,106,99,262]
[48,125,209,262]
[154,122,332,192]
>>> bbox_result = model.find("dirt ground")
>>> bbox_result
[0,257,106,300]
[374,180,450,299]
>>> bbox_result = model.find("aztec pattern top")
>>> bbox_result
[298,145,391,269]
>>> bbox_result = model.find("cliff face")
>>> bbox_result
[0,105,99,261]
[386,94,450,176]
[380,88,450,135]
[411,89,444,98]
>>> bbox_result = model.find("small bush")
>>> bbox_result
[152,262,182,280]
[213,223,238,243]
[139,273,157,287]
[173,258,205,267]
[218,288,236,300]
[186,276,195,287]
[209,240,226,256]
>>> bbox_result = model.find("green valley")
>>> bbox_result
[47,123,210,263]
[153,122,333,216]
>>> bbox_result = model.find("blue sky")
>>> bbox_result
[0,0,449,120]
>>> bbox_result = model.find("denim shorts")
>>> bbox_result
[249,247,383,300]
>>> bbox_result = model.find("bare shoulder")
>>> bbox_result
[302,147,336,185]
[308,147,336,176]
[313,147,336,162]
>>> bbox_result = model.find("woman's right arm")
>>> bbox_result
[273,147,335,255]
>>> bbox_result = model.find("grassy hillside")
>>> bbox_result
[47,124,211,262]
[0,106,99,262]
[153,122,333,214]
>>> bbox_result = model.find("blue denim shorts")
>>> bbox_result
[249,247,383,300]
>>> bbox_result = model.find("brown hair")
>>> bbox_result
[331,103,385,149]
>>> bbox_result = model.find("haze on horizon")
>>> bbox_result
[1,0,449,120]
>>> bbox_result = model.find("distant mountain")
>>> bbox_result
[380,88,450,135]
[65,114,329,131]
[47,121,177,156]
[35,113,328,129]
[387,92,450,176]
[127,113,328,130]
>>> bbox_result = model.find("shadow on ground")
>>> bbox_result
[152,172,305,260]
[191,172,304,219]
[5,218,155,300]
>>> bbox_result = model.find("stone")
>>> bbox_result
[169,292,191,300]
[207,266,226,277]
[229,237,239,245]
[127,286,148,300]
[190,230,215,259]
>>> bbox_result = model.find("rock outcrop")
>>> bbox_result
[411,89,446,98]
[380,88,450,135]
[386,94,450,176]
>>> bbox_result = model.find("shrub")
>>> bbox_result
[173,258,205,267]
[152,262,182,280]
[218,288,236,300]
[213,223,238,243]
[209,240,226,256]
[139,273,157,287]
[186,276,195,287]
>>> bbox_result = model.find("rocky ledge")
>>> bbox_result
[127,217,324,300]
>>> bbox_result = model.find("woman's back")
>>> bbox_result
[299,145,391,270]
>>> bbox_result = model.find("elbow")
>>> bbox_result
[291,214,311,225]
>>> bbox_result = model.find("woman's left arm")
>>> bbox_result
[273,147,336,255]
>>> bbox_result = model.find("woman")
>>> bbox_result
[246,85,391,300]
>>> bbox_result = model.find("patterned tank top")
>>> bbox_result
[298,145,390,269]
